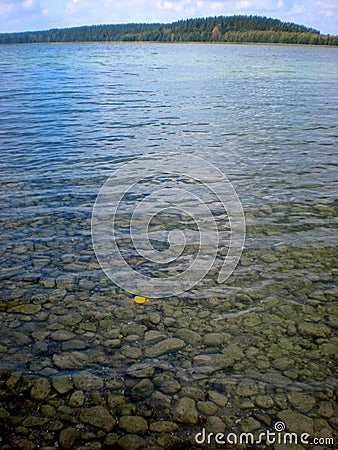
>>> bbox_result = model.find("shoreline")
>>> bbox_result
[1,40,338,48]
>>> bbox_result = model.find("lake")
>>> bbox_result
[0,42,337,448]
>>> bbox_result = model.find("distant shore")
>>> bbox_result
[1,16,337,46]
[1,40,337,48]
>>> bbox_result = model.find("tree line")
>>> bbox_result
[1,15,337,46]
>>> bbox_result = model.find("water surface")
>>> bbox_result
[0,42,337,445]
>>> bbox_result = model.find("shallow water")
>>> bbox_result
[0,43,337,447]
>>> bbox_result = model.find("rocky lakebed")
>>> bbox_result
[0,240,337,449]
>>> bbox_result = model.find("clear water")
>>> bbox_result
[0,42,337,412]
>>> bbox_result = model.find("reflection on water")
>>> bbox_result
[0,43,337,447]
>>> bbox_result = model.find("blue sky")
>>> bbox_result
[0,0,337,34]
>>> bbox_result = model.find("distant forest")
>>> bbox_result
[1,16,337,46]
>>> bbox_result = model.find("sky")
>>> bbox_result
[0,0,337,35]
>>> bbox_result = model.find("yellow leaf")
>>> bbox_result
[133,295,149,304]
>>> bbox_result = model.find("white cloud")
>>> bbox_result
[235,0,250,8]
[291,5,303,14]
[0,2,14,16]
[315,0,338,7]
[0,0,43,28]
[235,0,280,12]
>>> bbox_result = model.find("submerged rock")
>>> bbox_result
[153,372,181,394]
[236,380,259,397]
[131,378,154,400]
[197,401,219,416]
[119,416,148,434]
[52,376,73,394]
[59,427,78,449]
[126,363,155,378]
[318,401,334,418]
[50,330,76,341]
[122,346,142,359]
[208,391,228,407]
[205,416,225,433]
[298,322,331,338]
[143,330,167,345]
[287,390,316,413]
[145,338,185,357]
[255,395,275,409]
[68,390,85,407]
[149,421,178,432]
[203,333,224,346]
[193,353,233,375]
[52,352,88,370]
[278,410,314,435]
[62,339,89,351]
[241,416,261,432]
[8,304,41,315]
[22,416,49,427]
[79,406,115,431]
[173,397,198,424]
[175,328,202,345]
[118,434,146,450]
[73,371,103,391]
[30,378,51,400]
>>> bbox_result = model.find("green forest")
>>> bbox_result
[1,15,337,46]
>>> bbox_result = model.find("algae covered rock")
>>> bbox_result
[119,415,148,434]
[80,406,115,431]
[173,397,198,424]
[278,410,314,435]
[118,434,146,450]
[59,427,78,449]
[52,376,73,395]
[145,338,185,357]
[31,378,51,400]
